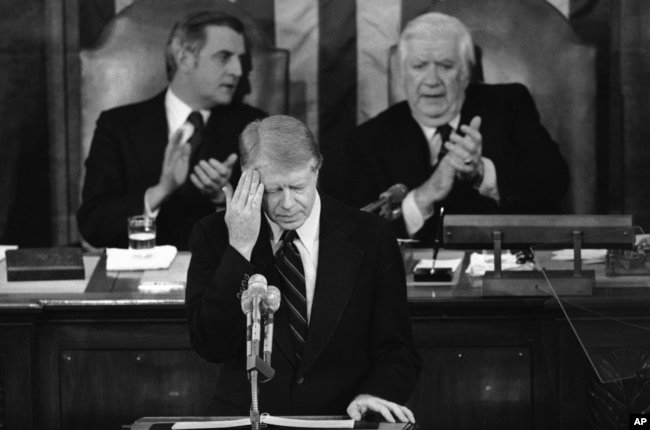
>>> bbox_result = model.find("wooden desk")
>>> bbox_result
[0,251,648,430]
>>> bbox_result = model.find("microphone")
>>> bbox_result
[247,274,268,359]
[361,183,408,213]
[262,286,281,366]
[243,277,276,424]
[240,288,253,357]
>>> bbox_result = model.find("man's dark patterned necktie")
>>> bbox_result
[435,123,453,164]
[186,111,204,167]
[275,230,308,360]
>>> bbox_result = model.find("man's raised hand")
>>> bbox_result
[224,169,264,261]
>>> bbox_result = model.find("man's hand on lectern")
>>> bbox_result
[346,394,415,423]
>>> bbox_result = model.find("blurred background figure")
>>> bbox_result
[345,12,569,244]
[77,10,266,250]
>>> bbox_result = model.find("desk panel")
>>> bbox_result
[0,250,646,429]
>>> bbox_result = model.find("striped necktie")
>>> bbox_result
[275,230,308,360]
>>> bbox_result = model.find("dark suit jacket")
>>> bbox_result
[77,91,266,250]
[185,194,421,416]
[346,83,570,243]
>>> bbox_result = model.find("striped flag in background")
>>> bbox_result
[96,0,569,162]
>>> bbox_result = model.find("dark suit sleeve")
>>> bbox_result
[185,217,256,363]
[492,84,570,212]
[357,219,422,403]
[77,112,146,248]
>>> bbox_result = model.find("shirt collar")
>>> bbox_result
[165,88,210,137]
[267,192,321,257]
[417,114,461,141]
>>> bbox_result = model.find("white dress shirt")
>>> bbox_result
[266,193,321,323]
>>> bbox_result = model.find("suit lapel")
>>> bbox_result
[297,196,364,375]
[131,91,169,185]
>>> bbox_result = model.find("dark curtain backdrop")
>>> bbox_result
[0,1,50,246]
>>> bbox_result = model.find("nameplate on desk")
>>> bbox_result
[5,248,84,282]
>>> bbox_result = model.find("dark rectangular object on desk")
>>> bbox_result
[413,267,453,282]
[443,214,635,249]
[5,248,84,281]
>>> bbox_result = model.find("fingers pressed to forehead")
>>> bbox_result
[245,171,260,207]
[251,169,260,186]
[223,183,234,205]
[232,169,250,202]
[251,182,264,209]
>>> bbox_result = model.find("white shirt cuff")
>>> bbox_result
[477,157,500,203]
[144,189,160,218]
[402,191,433,236]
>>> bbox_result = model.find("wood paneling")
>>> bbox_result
[0,325,33,428]
[60,350,219,430]
[411,347,532,429]
[36,322,220,430]
[6,296,650,430]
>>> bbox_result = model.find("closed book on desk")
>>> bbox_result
[5,248,84,281]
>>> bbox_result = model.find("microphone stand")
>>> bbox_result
[247,296,275,430]
[413,205,453,282]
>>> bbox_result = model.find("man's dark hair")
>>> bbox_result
[165,11,249,80]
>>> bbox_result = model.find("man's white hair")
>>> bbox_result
[397,12,475,80]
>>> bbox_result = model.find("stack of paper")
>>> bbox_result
[465,251,535,277]
[0,245,18,262]
[106,245,177,271]
[551,249,607,264]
